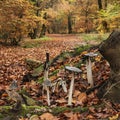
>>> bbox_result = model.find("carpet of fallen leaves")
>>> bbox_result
[0,34,120,120]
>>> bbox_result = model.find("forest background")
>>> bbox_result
[0,0,120,45]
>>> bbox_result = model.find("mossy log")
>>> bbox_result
[98,30,120,103]
[25,59,41,70]
[0,104,104,120]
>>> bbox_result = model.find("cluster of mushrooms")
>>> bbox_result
[7,52,98,106]
[43,52,98,106]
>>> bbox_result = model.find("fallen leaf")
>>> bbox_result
[89,107,96,113]
[0,100,6,106]
[109,114,119,120]
[56,98,67,104]
[73,90,81,98]
[86,114,95,119]
[2,93,8,97]
[77,92,87,104]
[64,112,78,120]
[40,113,59,120]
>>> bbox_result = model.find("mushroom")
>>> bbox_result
[9,80,18,90]
[42,53,52,106]
[59,79,67,93]
[52,78,67,93]
[43,79,52,106]
[84,52,97,87]
[65,66,82,106]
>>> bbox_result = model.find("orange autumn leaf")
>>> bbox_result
[77,92,87,104]
[64,112,78,120]
[40,113,59,120]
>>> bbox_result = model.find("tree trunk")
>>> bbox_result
[68,14,72,34]
[40,24,46,37]
[97,0,102,10]
[40,13,47,37]
[98,30,120,103]
[104,0,108,9]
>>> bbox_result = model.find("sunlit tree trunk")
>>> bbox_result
[98,30,120,103]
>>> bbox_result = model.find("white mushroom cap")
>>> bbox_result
[85,52,98,57]
[65,66,82,73]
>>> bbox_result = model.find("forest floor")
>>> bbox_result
[0,34,120,120]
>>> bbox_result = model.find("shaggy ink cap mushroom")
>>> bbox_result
[65,66,82,106]
[84,52,98,87]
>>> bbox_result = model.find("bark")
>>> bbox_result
[104,0,108,9]
[29,28,38,39]
[68,14,72,34]
[98,0,102,10]
[102,20,109,33]
[40,24,46,37]
[40,13,47,37]
[98,30,120,103]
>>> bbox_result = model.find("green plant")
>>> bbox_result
[39,36,52,41]
[80,33,109,42]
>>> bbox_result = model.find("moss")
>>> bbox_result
[38,77,44,84]
[52,106,70,115]
[0,104,104,119]
[0,105,47,119]
[20,105,43,116]
[21,40,41,48]
[52,106,89,115]
[49,70,59,76]
[39,36,52,41]
[21,36,52,48]
[73,45,91,57]
[80,33,109,42]
[32,64,44,77]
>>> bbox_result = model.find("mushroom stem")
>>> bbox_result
[42,70,48,95]
[86,57,94,87]
[61,81,67,93]
[68,72,74,105]
[46,86,50,106]
[44,70,48,80]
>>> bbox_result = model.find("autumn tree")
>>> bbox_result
[96,2,120,33]
[48,0,77,34]
[76,0,98,33]
[0,0,40,45]
[29,0,59,38]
